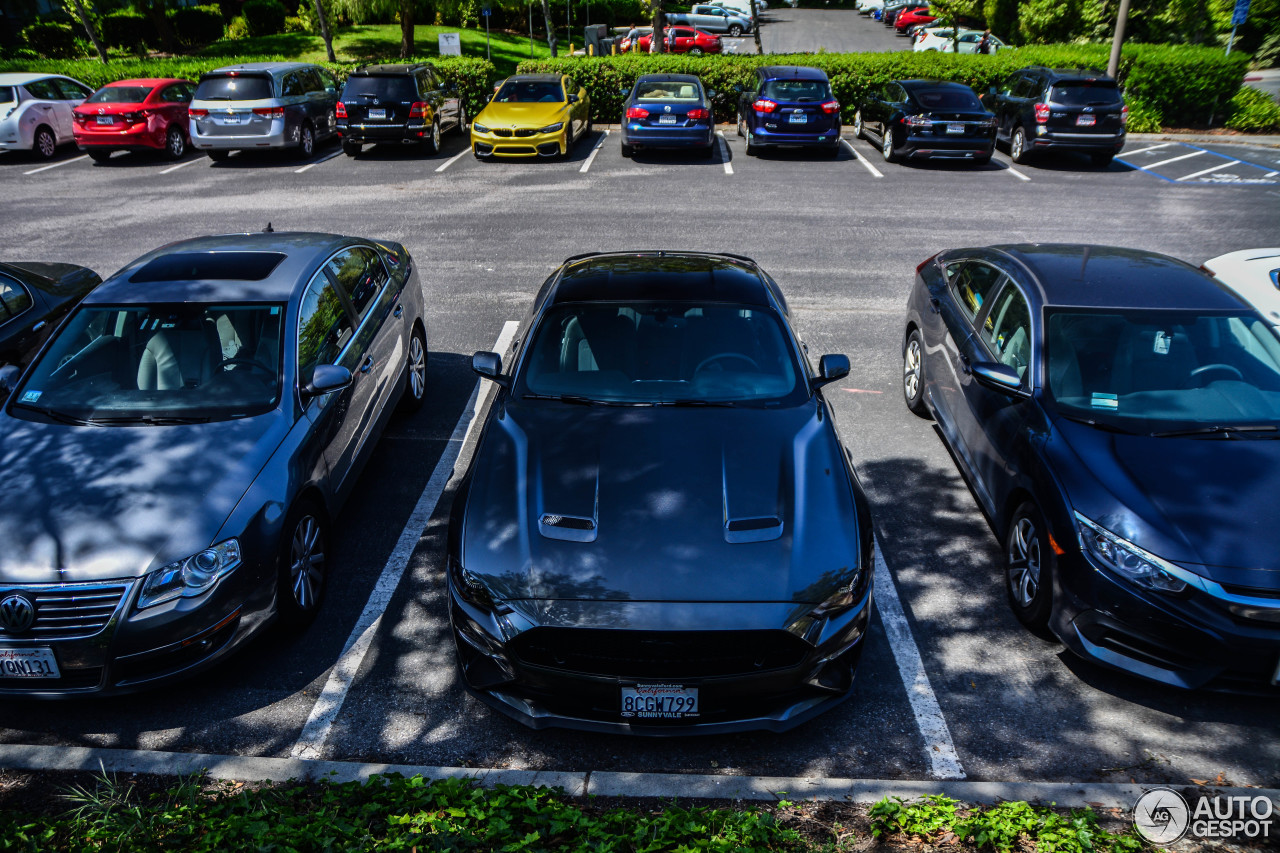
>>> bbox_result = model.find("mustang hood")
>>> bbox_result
[476,101,568,129]
[460,400,863,604]
[0,413,291,583]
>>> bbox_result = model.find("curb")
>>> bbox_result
[2,743,1277,810]
[1126,132,1280,148]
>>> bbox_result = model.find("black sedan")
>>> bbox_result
[448,251,875,734]
[856,80,996,164]
[903,244,1280,690]
[0,231,428,696]
[0,261,99,369]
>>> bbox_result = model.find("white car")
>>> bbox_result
[1203,249,1280,326]
[914,27,1006,52]
[0,73,93,159]
[856,0,885,13]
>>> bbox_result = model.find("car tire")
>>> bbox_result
[729,24,744,36]
[1090,151,1114,167]
[456,104,468,133]
[208,149,229,162]
[881,127,897,163]
[33,125,56,160]
[745,130,759,156]
[690,47,704,55]
[398,324,428,413]
[86,149,112,163]
[902,329,929,418]
[424,118,441,154]
[1010,125,1029,164]
[165,125,186,160]
[854,109,865,140]
[826,141,841,158]
[1005,502,1054,631]
[736,112,745,138]
[298,122,315,158]
[343,140,361,157]
[276,500,329,629]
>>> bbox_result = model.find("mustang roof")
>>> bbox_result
[552,252,771,307]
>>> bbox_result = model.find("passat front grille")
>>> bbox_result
[0,583,129,640]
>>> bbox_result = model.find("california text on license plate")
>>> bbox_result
[368,108,386,119]
[96,116,114,125]
[658,114,677,124]
[789,113,807,124]
[1076,114,1096,126]
[0,648,59,679]
[621,684,699,719]
[946,122,964,134]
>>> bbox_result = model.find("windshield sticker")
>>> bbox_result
[270,306,279,315]
[1091,392,1118,410]
[19,390,41,403]
[1154,331,1171,355]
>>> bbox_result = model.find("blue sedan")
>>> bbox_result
[620,74,716,158]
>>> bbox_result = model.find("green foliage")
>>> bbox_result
[1018,0,1080,43]
[1119,43,1249,126]
[285,15,308,32]
[869,795,959,839]
[984,0,1019,42]
[226,15,251,39]
[102,10,153,53]
[22,22,80,58]
[297,0,339,35]
[170,5,227,48]
[242,0,289,36]
[1123,97,1163,131]
[1226,85,1280,130]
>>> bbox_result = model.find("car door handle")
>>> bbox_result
[959,353,972,375]
[31,321,46,332]
[393,304,403,318]
[360,356,373,374]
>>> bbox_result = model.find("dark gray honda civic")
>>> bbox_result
[0,231,427,696]
[448,251,875,734]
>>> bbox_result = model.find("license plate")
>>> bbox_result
[368,108,386,120]
[1076,114,1096,127]
[95,116,115,125]
[947,122,964,134]
[789,112,808,124]
[222,115,241,125]
[0,648,59,679]
[658,114,677,125]
[620,684,699,719]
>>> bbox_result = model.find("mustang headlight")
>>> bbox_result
[811,566,866,618]
[472,122,489,133]
[449,556,496,610]
[1074,514,1186,593]
[137,539,242,609]
[539,122,564,133]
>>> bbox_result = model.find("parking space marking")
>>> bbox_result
[1268,171,1279,178]
[874,542,966,780]
[1145,150,1205,170]
[159,158,205,175]
[290,320,519,760]
[294,150,343,174]
[1002,162,1031,182]
[1122,142,1174,157]
[841,138,883,178]
[717,131,733,175]
[435,148,470,173]
[24,155,88,175]
[1179,160,1239,181]
[579,129,609,173]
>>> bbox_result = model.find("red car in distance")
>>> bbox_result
[895,6,936,33]
[73,78,196,162]
[635,26,723,54]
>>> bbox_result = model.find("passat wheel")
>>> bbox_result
[1006,502,1054,630]
[398,324,428,413]
[277,501,328,628]
[902,329,929,417]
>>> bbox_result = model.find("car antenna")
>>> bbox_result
[263,222,274,233]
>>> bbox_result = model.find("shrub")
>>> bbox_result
[296,0,337,34]
[170,5,226,47]
[102,10,153,53]
[284,15,307,32]
[22,22,78,58]
[241,0,288,36]
[1226,86,1280,131]
[226,15,251,39]
[1123,97,1163,133]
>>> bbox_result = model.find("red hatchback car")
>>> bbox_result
[895,7,936,32]
[73,78,196,162]
[636,26,723,54]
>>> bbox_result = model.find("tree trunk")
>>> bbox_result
[67,0,109,64]
[750,0,762,54]
[400,0,414,58]
[314,0,336,62]
[540,0,558,56]
[651,0,664,52]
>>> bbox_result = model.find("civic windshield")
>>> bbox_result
[86,86,155,104]
[12,303,285,424]
[494,79,564,103]
[194,74,273,101]
[517,301,804,405]
[1046,309,1280,432]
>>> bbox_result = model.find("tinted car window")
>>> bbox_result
[980,284,1031,379]
[87,86,154,104]
[281,73,304,97]
[952,263,1005,321]
[0,276,32,317]
[1049,82,1122,106]
[194,74,274,101]
[636,80,701,100]
[23,79,60,100]
[913,87,982,110]
[55,79,89,99]
[343,76,418,101]
[316,68,337,92]
[494,79,564,102]
[1013,76,1040,99]
[159,84,191,103]
[298,277,355,386]
[324,246,387,319]
[762,79,831,101]
[0,87,14,104]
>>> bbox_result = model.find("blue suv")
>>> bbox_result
[736,66,841,156]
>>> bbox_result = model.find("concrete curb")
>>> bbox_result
[605,125,1280,147]
[2,743,1277,810]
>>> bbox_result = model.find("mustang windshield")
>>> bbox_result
[1046,309,1280,432]
[518,301,805,404]
[12,302,284,424]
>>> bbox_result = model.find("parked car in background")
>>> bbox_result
[189,62,340,161]
[471,74,591,160]
[0,73,93,160]
[915,27,1006,53]
[903,243,1280,691]
[336,63,466,156]
[621,73,717,157]
[981,66,1127,166]
[855,79,996,164]
[737,65,841,156]
[856,0,885,12]
[895,6,936,32]
[666,5,753,36]
[632,27,723,54]
[0,231,428,696]
[1202,248,1280,327]
[72,78,195,162]
[618,26,654,52]
[450,251,874,733]
[710,0,763,19]
[882,0,923,27]
[0,261,99,369]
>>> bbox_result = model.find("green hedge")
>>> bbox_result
[1226,86,1280,132]
[242,0,288,37]
[102,10,154,54]
[21,22,79,59]
[170,5,226,48]
[517,43,1252,129]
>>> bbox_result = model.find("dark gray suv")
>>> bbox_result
[980,66,1127,167]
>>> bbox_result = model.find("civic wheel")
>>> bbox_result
[854,109,865,140]
[165,125,186,159]
[425,118,441,154]
[398,324,428,413]
[881,127,896,162]
[903,329,929,417]
[33,126,56,160]
[1010,126,1028,164]
[277,502,328,628]
[86,148,112,163]
[298,123,315,158]
[728,24,744,36]
[1005,502,1053,630]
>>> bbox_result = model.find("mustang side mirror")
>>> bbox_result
[0,364,19,400]
[472,351,509,386]
[303,364,352,399]
[971,362,1029,397]
[811,354,850,389]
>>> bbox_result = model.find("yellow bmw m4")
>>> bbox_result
[471,74,591,160]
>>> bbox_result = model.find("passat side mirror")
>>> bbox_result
[971,362,1029,397]
[811,354,850,389]
[303,363,352,399]
[472,351,509,387]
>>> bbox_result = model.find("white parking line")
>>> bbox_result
[435,148,470,173]
[1121,142,1174,157]
[294,150,342,174]
[290,320,519,761]
[1179,160,1239,181]
[24,155,88,175]
[841,138,883,178]
[159,157,205,175]
[579,129,609,173]
[1266,170,1278,178]
[717,131,733,175]
[1003,162,1031,182]
[1145,150,1205,170]
[873,542,966,780]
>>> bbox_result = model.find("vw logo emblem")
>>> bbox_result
[0,595,36,633]
[664,105,672,113]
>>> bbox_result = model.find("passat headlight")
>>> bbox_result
[539,122,564,133]
[1074,514,1186,593]
[137,539,242,609]
[472,122,489,133]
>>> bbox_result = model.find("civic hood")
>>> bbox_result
[460,399,864,604]
[0,412,290,583]
[476,101,569,129]
[1051,414,1280,586]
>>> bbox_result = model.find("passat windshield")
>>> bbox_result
[517,301,805,405]
[12,303,285,424]
[1046,309,1280,434]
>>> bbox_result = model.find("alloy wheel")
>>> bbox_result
[854,110,863,139]
[35,128,55,159]
[1011,128,1025,162]
[1007,516,1041,608]
[289,514,325,612]
[408,333,426,401]
[166,127,185,159]
[903,336,921,402]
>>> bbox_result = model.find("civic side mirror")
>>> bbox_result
[472,351,509,386]
[303,363,352,399]
[971,362,1029,397]
[0,364,19,401]
[812,354,850,389]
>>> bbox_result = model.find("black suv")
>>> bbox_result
[981,67,1126,167]
[336,63,467,156]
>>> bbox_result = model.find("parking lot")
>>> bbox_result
[2,119,1279,788]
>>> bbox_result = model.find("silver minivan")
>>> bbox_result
[189,62,339,160]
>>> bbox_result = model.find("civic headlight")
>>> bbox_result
[1074,514,1186,593]
[539,122,564,133]
[472,122,489,133]
[137,539,242,609]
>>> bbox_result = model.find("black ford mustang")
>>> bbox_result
[0,261,100,369]
[448,251,875,734]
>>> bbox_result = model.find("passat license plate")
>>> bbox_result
[946,122,964,134]
[658,114,677,125]
[1076,114,1096,126]
[0,648,59,679]
[621,684,699,719]
[789,112,807,124]
[96,116,115,125]
[368,108,386,120]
